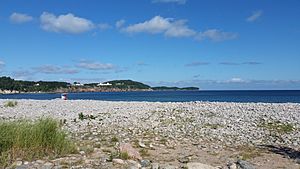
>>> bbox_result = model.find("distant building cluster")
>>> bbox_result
[97,82,112,86]
[71,82,112,87]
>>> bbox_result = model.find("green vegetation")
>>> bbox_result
[237,146,262,160]
[111,136,119,142]
[4,101,18,107]
[78,112,85,120]
[0,76,199,93]
[78,112,96,121]
[203,123,223,129]
[151,86,199,91]
[259,121,295,134]
[108,151,130,161]
[119,151,129,160]
[0,76,69,92]
[0,118,76,167]
[139,148,150,157]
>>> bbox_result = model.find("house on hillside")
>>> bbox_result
[97,82,112,87]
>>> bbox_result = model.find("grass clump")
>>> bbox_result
[4,101,18,108]
[78,112,85,120]
[111,136,119,142]
[237,146,262,160]
[119,151,129,160]
[0,118,76,167]
[78,112,96,121]
[108,151,130,161]
[139,148,150,157]
[259,121,294,134]
[203,123,222,129]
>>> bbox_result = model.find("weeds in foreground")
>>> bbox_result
[139,148,150,157]
[4,101,18,108]
[78,112,96,121]
[203,123,223,129]
[236,146,263,160]
[0,118,76,167]
[259,121,294,134]
[111,136,119,142]
[108,151,130,161]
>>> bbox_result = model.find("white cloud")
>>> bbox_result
[76,60,115,70]
[98,23,112,30]
[40,12,95,34]
[185,61,210,67]
[152,0,187,4]
[33,65,79,74]
[0,60,5,70]
[226,77,248,83]
[196,29,238,42]
[246,10,263,22]
[116,19,126,28]
[10,12,33,24]
[122,16,196,38]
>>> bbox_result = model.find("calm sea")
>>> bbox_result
[1,90,300,103]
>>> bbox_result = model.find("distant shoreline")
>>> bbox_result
[0,89,200,95]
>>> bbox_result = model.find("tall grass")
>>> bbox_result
[0,118,76,167]
[4,101,18,108]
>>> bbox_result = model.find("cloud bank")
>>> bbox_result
[122,16,196,38]
[76,60,115,70]
[152,0,187,4]
[10,12,33,24]
[196,29,238,42]
[185,61,210,67]
[40,12,95,34]
[122,16,237,42]
[246,10,263,22]
[0,60,5,70]
[33,65,79,74]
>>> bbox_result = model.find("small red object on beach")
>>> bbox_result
[61,93,68,100]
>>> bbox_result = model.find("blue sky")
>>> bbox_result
[0,0,300,89]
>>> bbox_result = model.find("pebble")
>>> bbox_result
[187,162,217,169]
[140,159,151,167]
[237,160,255,169]
[112,159,125,164]
[1,100,299,168]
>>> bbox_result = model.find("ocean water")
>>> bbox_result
[1,90,300,103]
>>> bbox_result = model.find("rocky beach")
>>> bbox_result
[0,99,299,169]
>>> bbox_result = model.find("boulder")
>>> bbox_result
[187,162,217,169]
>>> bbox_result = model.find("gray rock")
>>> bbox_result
[140,159,151,167]
[159,164,178,169]
[15,165,30,169]
[112,158,125,164]
[187,162,217,169]
[237,160,255,169]
[178,156,190,163]
[14,161,23,166]
[228,162,237,169]
[152,163,159,169]
[127,160,142,168]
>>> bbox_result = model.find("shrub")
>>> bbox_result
[78,112,85,120]
[259,121,294,134]
[0,118,76,167]
[4,101,18,108]
[111,136,119,142]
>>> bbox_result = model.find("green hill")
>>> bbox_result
[104,80,151,89]
[0,76,70,92]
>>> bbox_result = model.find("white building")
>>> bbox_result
[97,82,112,86]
